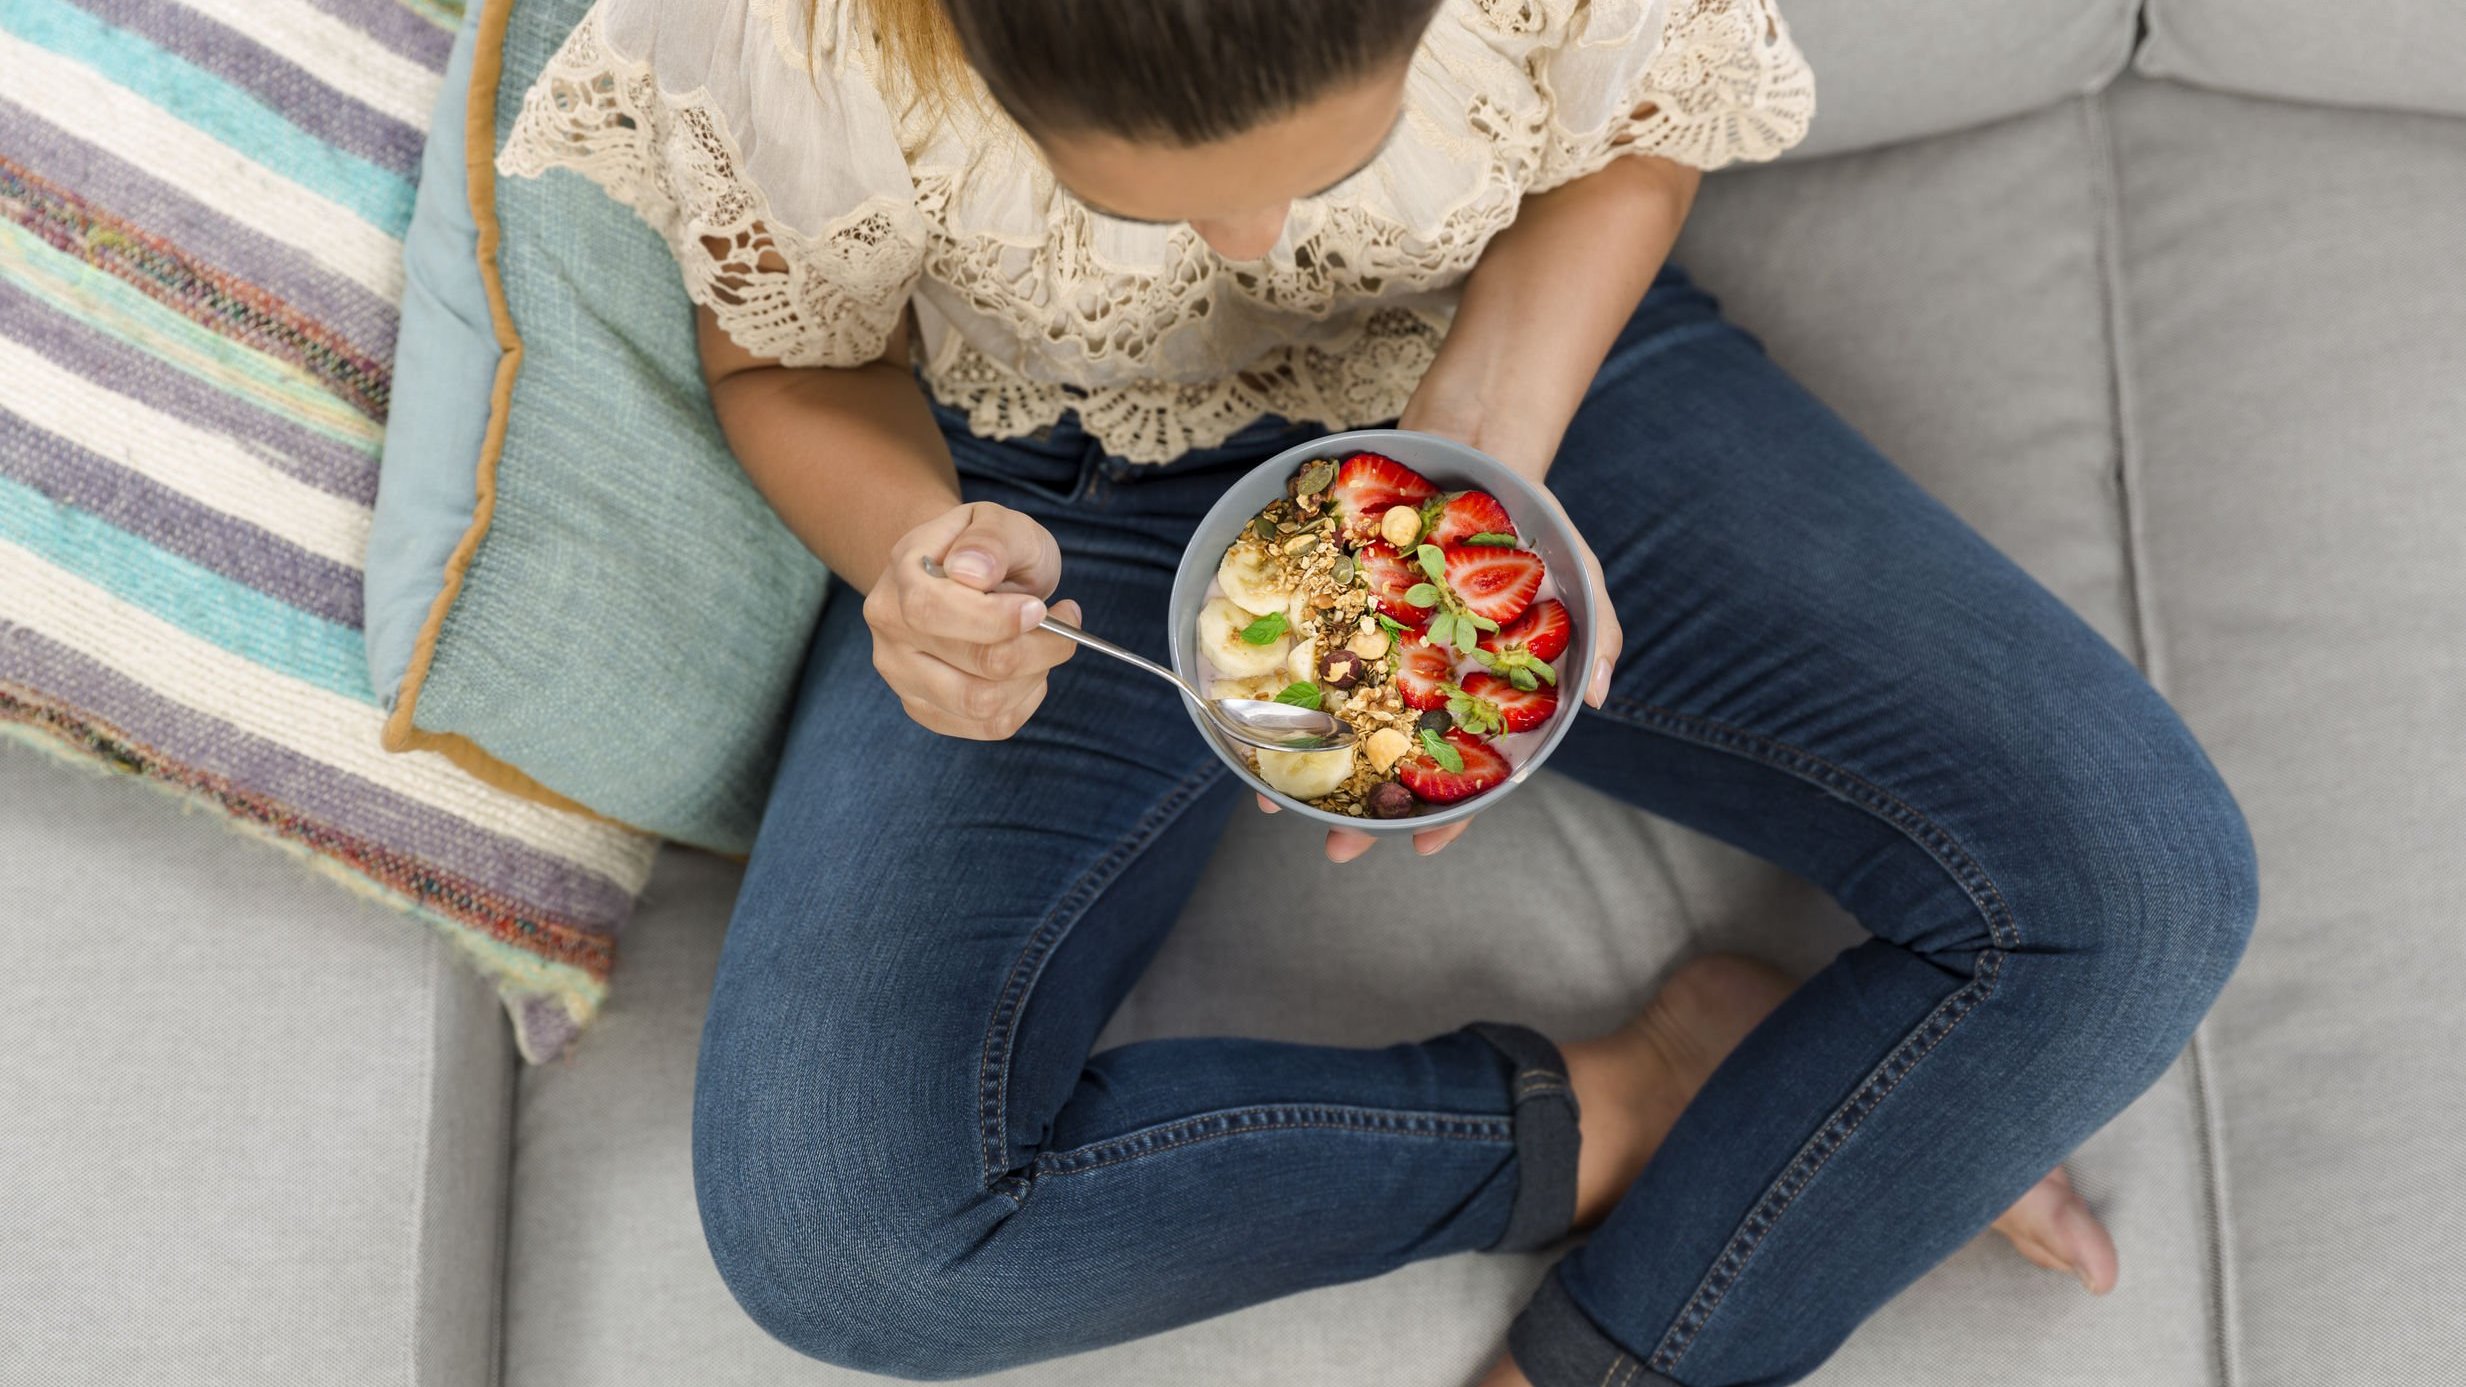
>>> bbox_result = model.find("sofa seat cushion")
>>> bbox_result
[2108,77,2466,1387]
[0,743,515,1387]
[502,98,2230,1387]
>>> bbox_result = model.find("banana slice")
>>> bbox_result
[1255,746,1356,801]
[1208,675,1285,701]
[1287,635,1319,684]
[1199,596,1291,678]
[1216,546,1291,618]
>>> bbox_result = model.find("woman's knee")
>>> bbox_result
[1998,719,2258,1064]
[693,1120,1031,1380]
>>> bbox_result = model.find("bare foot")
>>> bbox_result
[1991,1165,2119,1294]
[1481,959,2121,1386]
[1561,954,1798,1228]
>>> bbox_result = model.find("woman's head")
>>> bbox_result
[862,0,1442,260]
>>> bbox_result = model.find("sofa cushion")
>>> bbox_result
[2109,77,2466,1386]
[1779,0,2137,159]
[0,742,515,1387]
[2138,0,2466,121]
[502,101,2228,1386]
[368,0,832,855]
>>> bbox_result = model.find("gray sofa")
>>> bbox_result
[7,5,2463,1384]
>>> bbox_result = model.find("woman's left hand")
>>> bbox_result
[1264,386,1626,864]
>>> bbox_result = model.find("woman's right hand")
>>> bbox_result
[866,502,1081,740]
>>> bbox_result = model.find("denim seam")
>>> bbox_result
[1645,949,2007,1375]
[974,756,1228,1195]
[1579,695,2026,1374]
[1032,1103,1514,1180]
[1592,697,2021,953]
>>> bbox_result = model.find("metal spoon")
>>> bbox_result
[919,556,1355,752]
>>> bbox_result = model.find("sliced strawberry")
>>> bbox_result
[1459,671,1560,733]
[1480,597,1571,664]
[1442,544,1546,625]
[1395,729,1511,805]
[1394,637,1454,710]
[1330,453,1437,538]
[1425,491,1518,547]
[1356,542,1432,629]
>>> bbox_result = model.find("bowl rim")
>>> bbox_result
[1167,427,1601,835]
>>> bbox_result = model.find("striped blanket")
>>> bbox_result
[0,0,657,1062]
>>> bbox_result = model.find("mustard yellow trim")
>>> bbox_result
[379,0,646,841]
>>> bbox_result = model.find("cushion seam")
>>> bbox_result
[2083,83,2243,1387]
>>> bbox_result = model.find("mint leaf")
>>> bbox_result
[1376,613,1407,637]
[1273,681,1323,710]
[1415,543,1447,583]
[1464,532,1518,547]
[1404,583,1441,609]
[1238,611,1289,645]
[1419,728,1465,774]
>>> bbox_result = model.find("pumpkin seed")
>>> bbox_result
[1250,516,1279,542]
[1331,553,1356,585]
[1296,459,1339,497]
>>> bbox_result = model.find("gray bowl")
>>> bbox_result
[1168,429,1601,835]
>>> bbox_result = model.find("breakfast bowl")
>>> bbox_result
[1167,429,1601,836]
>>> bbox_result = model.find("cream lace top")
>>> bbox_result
[501,0,1815,463]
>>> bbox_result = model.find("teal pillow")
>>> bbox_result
[368,0,830,854]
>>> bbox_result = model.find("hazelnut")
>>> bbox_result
[1365,727,1414,773]
[1379,505,1422,548]
[1366,781,1418,819]
[1348,628,1391,661]
[1319,647,1368,691]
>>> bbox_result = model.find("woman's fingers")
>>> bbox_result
[1324,828,1377,863]
[1579,537,1623,709]
[1414,818,1475,855]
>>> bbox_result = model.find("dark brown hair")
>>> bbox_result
[856,0,1442,144]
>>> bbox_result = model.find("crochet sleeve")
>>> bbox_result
[497,0,927,367]
[1529,0,1817,190]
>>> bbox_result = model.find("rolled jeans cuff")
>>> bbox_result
[1510,1267,1684,1387]
[1465,1021,1581,1254]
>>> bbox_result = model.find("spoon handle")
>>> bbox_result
[1035,615,1191,693]
[917,556,1194,698]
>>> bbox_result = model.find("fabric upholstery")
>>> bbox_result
[372,0,832,856]
[2109,78,2466,1386]
[1778,0,2137,158]
[501,101,2226,1386]
[0,741,516,1387]
[2138,0,2466,121]
[0,0,658,1064]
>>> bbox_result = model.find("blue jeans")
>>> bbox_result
[694,269,2258,1385]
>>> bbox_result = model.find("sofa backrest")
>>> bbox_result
[1777,0,2138,159]
[2139,0,2466,120]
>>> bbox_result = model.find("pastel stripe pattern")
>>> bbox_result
[0,0,658,1061]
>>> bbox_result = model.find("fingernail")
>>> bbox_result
[946,549,995,585]
[1416,840,1444,856]
[2076,1266,2097,1293]
[1017,598,1047,633]
[1588,656,1613,705]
